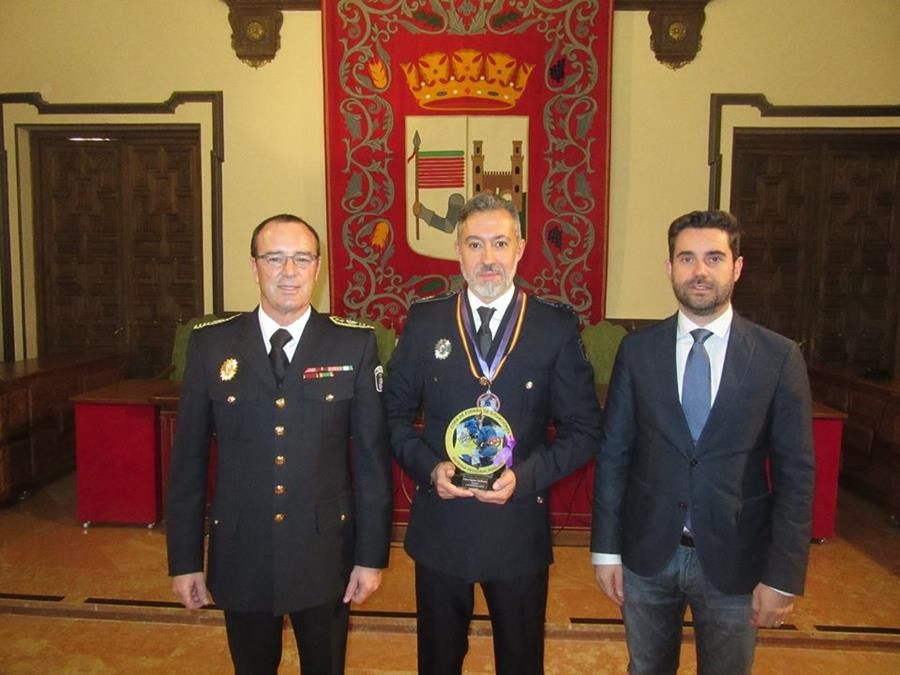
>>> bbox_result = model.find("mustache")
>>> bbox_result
[477,263,503,274]
[686,276,711,285]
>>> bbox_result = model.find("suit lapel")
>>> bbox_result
[654,315,695,457]
[698,313,755,450]
[238,309,276,387]
[289,309,329,383]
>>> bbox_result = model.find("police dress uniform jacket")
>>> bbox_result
[590,312,815,596]
[385,289,603,582]
[166,309,393,615]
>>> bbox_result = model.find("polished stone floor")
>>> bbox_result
[0,474,898,673]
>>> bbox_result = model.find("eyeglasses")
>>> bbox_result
[255,253,320,270]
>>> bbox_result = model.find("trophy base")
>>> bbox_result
[452,468,503,490]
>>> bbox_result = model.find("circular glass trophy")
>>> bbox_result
[444,407,515,489]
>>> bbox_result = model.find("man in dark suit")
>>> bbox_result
[167,214,393,674]
[385,193,602,675]
[591,210,815,674]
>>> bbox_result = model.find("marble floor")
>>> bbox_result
[0,474,898,674]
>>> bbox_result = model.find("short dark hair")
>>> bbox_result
[456,192,521,241]
[250,213,320,257]
[667,210,741,260]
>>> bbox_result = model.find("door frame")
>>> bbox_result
[706,93,900,211]
[708,93,900,375]
[0,91,224,362]
[30,126,205,373]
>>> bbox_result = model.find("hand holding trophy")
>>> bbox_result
[445,406,515,490]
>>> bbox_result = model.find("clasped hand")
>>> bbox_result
[430,461,516,504]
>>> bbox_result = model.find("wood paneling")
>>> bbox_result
[810,367,900,522]
[730,130,900,374]
[0,354,125,503]
[32,130,203,378]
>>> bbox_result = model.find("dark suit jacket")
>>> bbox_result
[385,290,602,582]
[590,312,815,595]
[166,309,392,615]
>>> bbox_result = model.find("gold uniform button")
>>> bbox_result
[525,381,534,390]
[226,395,237,403]
[274,455,285,466]
[274,484,286,496]
[275,397,286,409]
[273,513,285,523]
[274,425,285,436]
[325,393,335,401]
[536,496,544,504]
[339,513,347,522]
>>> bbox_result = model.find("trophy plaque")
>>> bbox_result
[445,407,515,490]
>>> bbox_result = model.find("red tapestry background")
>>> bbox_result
[323,1,613,328]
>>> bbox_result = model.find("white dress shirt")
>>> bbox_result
[257,305,312,362]
[467,285,515,339]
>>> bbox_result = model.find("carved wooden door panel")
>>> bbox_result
[33,129,202,377]
[34,138,127,363]
[814,137,900,370]
[730,130,900,373]
[729,135,819,347]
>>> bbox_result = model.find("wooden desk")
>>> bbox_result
[810,366,900,522]
[810,402,846,540]
[73,379,180,527]
[0,354,124,503]
[102,384,845,542]
[394,394,846,543]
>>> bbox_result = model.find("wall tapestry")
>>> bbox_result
[323,0,613,327]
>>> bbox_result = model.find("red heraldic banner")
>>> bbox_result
[323,1,613,327]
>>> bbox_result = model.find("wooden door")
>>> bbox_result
[730,130,900,373]
[814,137,900,371]
[32,129,203,377]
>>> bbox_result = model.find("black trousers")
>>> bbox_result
[223,599,349,675]
[414,561,548,675]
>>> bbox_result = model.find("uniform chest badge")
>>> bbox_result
[219,358,239,381]
[434,338,452,360]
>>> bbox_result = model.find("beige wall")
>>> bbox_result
[1,1,898,355]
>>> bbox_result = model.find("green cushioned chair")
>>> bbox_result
[358,319,397,372]
[580,320,628,385]
[168,313,228,381]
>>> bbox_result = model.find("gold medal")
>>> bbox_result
[219,358,238,381]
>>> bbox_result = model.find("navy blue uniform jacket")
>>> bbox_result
[166,309,392,615]
[385,290,602,582]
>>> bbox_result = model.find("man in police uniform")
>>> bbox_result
[385,193,603,674]
[167,214,392,674]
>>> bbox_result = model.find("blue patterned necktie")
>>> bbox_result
[269,328,292,384]
[682,328,712,441]
[476,306,495,358]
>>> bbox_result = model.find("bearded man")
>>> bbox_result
[591,210,815,675]
[385,192,602,675]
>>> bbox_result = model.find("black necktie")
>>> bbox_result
[269,328,292,384]
[476,306,495,358]
[682,328,713,441]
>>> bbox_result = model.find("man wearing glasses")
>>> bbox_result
[167,214,393,674]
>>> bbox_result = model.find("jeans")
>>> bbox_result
[622,544,757,675]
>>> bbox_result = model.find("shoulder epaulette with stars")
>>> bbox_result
[329,316,374,329]
[533,296,575,314]
[193,314,242,330]
[412,289,460,304]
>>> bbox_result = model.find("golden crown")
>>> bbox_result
[400,49,534,111]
